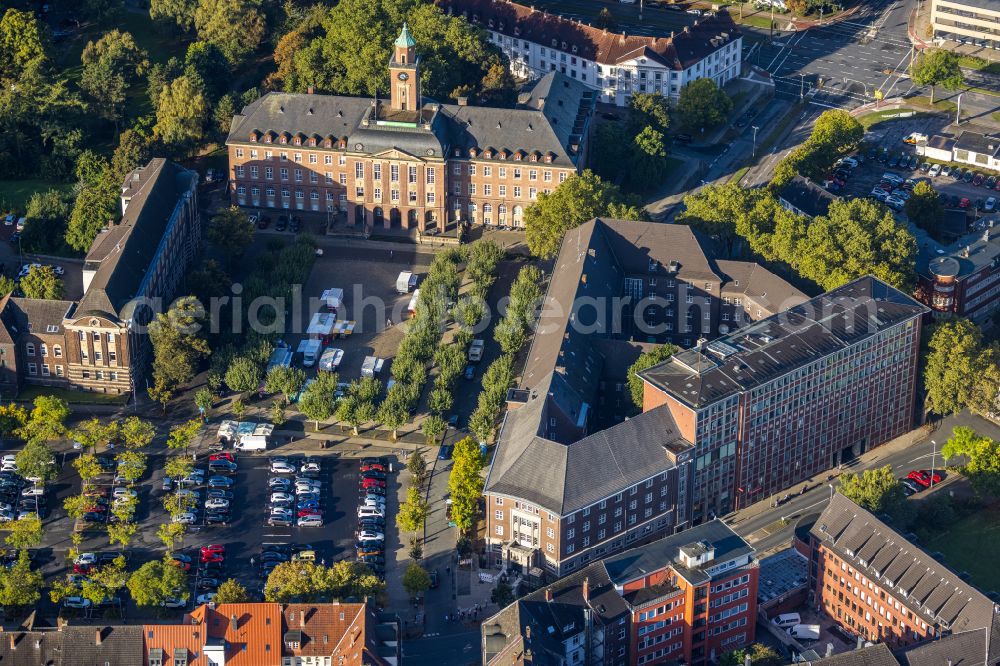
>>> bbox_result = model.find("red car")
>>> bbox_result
[84,504,107,513]
[200,544,225,557]
[73,563,92,574]
[297,509,322,517]
[959,197,971,209]
[200,552,224,564]
[360,478,386,490]
[907,469,942,488]
[209,453,235,463]
[361,463,385,473]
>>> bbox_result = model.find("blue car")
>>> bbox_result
[438,444,453,460]
[297,500,320,511]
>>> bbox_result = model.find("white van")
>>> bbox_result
[771,612,801,629]
[235,435,268,451]
[357,506,385,519]
[788,624,820,640]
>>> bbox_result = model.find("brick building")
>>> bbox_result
[0,158,200,397]
[482,520,758,666]
[803,493,1000,661]
[639,277,928,521]
[484,218,804,577]
[438,0,743,107]
[225,26,592,232]
[916,222,1000,325]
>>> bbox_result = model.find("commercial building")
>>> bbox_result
[802,493,1000,662]
[484,218,804,577]
[0,158,200,398]
[639,277,928,520]
[916,223,1000,323]
[482,520,758,666]
[918,129,1000,173]
[226,26,592,231]
[437,0,743,106]
[931,0,1000,50]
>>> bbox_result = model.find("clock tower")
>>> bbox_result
[389,24,420,112]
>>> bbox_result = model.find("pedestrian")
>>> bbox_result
[320,558,326,566]
[444,613,449,622]
[250,557,255,566]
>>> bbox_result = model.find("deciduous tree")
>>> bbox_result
[676,78,733,133]
[838,465,912,524]
[627,344,678,409]
[19,265,63,300]
[127,559,187,607]
[167,419,202,450]
[17,395,69,443]
[402,563,431,598]
[0,9,46,77]
[0,551,42,608]
[942,426,1000,496]
[120,416,156,449]
[80,30,149,123]
[265,365,307,402]
[264,560,383,602]
[447,436,484,533]
[15,440,56,483]
[214,578,250,603]
[923,318,998,417]
[910,49,963,104]
[148,296,210,406]
[4,515,42,550]
[194,0,266,65]
[208,207,255,268]
[154,74,209,151]
[904,181,945,236]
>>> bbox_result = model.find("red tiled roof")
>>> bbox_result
[436,0,740,69]
[282,604,367,663]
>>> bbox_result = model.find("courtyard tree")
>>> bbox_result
[721,643,783,666]
[627,344,678,409]
[676,78,733,133]
[208,206,255,268]
[904,181,945,236]
[910,49,963,104]
[128,559,188,608]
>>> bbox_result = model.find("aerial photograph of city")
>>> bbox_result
[0,0,997,662]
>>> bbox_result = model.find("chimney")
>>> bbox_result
[95,628,103,646]
[525,626,531,640]
[456,96,469,106]
[544,588,553,602]
[307,86,315,94]
[582,577,590,603]
[230,614,238,632]
[9,634,15,650]
[34,640,41,650]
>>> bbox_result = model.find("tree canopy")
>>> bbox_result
[942,426,1000,497]
[148,296,211,406]
[910,49,963,104]
[922,318,1000,417]
[838,465,912,524]
[80,30,149,123]
[264,560,383,602]
[626,344,677,409]
[19,265,63,300]
[448,436,485,532]
[904,181,945,238]
[772,110,864,187]
[676,78,733,133]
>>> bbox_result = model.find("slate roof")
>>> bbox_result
[6,297,73,336]
[808,643,901,666]
[438,0,741,70]
[76,158,197,321]
[714,260,808,317]
[227,70,593,168]
[812,494,999,645]
[0,626,145,666]
[895,628,992,666]
[602,519,752,587]
[640,276,928,409]
[955,130,1000,158]
[779,174,840,218]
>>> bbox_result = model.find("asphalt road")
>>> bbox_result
[727,411,1000,555]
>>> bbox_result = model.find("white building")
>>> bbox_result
[437,0,744,107]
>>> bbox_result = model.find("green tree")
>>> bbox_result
[154,74,209,151]
[194,0,266,65]
[300,373,339,431]
[15,440,56,483]
[447,436,485,533]
[167,419,202,450]
[70,418,118,454]
[910,48,963,104]
[4,515,42,550]
[0,551,42,608]
[19,265,63,299]
[628,92,670,135]
[421,414,446,444]
[627,344,678,409]
[525,170,646,259]
[491,580,515,608]
[115,450,147,484]
[397,484,430,535]
[214,578,250,603]
[80,30,149,123]
[923,318,995,417]
[595,6,615,29]
[720,643,783,666]
[942,426,1000,496]
[628,125,670,193]
[127,559,188,607]
[17,395,69,442]
[904,181,945,236]
[208,206,255,268]
[82,556,128,606]
[148,296,211,406]
[377,386,409,441]
[120,416,156,449]
[0,9,46,78]
[150,0,197,31]
[265,365,307,402]
[406,449,427,484]
[22,188,72,254]
[184,41,231,101]
[110,125,154,182]
[73,454,104,484]
[66,177,119,252]
[402,562,431,599]
[838,466,912,524]
[0,404,27,440]
[225,356,261,395]
[195,387,214,417]
[107,522,138,549]
[676,78,733,133]
[264,560,383,603]
[157,522,187,551]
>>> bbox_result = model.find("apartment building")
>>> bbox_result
[226,26,592,231]
[640,277,928,521]
[437,0,743,106]
[803,493,1000,661]
[484,218,804,577]
[0,158,199,398]
[0,625,144,665]
[931,0,1000,49]
[482,520,758,666]
[916,223,1000,323]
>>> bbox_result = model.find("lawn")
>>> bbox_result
[958,55,1000,76]
[16,385,130,406]
[0,179,74,215]
[859,109,928,130]
[922,505,1000,592]
[994,111,1000,124]
[908,96,958,113]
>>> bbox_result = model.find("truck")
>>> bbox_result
[396,271,418,294]
[361,356,384,378]
[407,289,420,315]
[321,288,344,312]
[307,312,337,342]
[468,339,485,362]
[787,624,820,641]
[297,339,322,367]
[319,348,344,372]
[235,434,268,451]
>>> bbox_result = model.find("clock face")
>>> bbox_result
[398,72,409,81]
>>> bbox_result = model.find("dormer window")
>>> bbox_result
[551,38,557,47]
[308,138,316,146]
[280,136,287,144]
[530,153,538,162]
[294,137,301,145]
[572,45,578,53]
[264,135,272,143]
[250,133,258,142]
[484,151,492,159]
[545,155,553,163]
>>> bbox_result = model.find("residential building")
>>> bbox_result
[437,0,743,106]
[0,158,199,397]
[807,638,1000,666]
[931,0,1000,49]
[778,175,840,219]
[482,520,758,666]
[639,277,928,520]
[144,602,400,666]
[916,223,1000,323]
[484,218,804,576]
[0,623,145,666]
[225,26,592,231]
[803,493,1000,661]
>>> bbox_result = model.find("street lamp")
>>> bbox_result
[956,93,964,125]
[751,126,760,158]
[800,73,806,101]
[828,483,835,500]
[930,439,937,490]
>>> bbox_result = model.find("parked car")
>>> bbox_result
[270,461,296,474]
[907,469,943,487]
[960,197,972,209]
[207,476,234,488]
[298,515,324,527]
[973,173,986,187]
[985,197,997,213]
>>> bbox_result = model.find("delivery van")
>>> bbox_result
[771,613,801,629]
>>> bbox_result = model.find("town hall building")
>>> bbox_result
[225,26,594,232]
